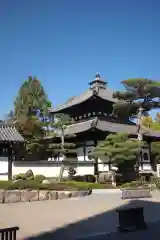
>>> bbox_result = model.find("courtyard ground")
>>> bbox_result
[1,190,160,239]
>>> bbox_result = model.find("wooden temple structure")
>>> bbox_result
[50,73,160,175]
[0,123,24,180]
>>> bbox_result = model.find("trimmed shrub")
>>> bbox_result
[0,181,13,189]
[120,180,149,189]
[34,174,46,183]
[65,181,115,189]
[73,175,96,183]
[84,174,96,183]
[13,172,34,181]
[0,180,115,190]
[73,175,85,182]
[13,173,25,181]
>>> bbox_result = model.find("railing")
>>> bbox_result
[0,227,19,240]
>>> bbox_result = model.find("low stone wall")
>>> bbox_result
[0,189,92,204]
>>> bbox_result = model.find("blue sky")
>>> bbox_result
[0,0,159,119]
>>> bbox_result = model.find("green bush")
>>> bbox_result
[13,173,25,180]
[0,181,13,189]
[34,174,46,183]
[13,173,34,181]
[64,181,115,189]
[73,175,96,183]
[0,180,115,190]
[27,176,34,181]
[120,180,149,189]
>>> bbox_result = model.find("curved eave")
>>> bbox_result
[0,124,24,143]
[96,120,136,134]
[50,87,117,114]
[44,119,160,141]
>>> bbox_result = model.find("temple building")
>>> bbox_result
[49,73,160,176]
[2,73,159,180]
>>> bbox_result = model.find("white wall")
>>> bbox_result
[75,166,94,175]
[0,157,8,173]
[1,142,156,180]
[12,165,94,179]
[157,164,160,177]
[12,165,68,178]
[0,157,8,180]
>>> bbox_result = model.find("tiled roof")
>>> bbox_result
[50,87,116,113]
[63,118,137,135]
[60,118,160,138]
[0,124,24,142]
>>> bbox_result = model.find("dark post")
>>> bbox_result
[8,143,13,181]
[117,207,147,232]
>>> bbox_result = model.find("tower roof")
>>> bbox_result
[88,73,107,89]
[50,73,116,113]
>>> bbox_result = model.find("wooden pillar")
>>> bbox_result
[8,144,13,181]
[8,142,15,181]
[94,139,98,181]
[83,142,86,161]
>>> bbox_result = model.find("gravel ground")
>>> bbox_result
[0,190,160,239]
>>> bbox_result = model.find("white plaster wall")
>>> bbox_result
[12,165,95,178]
[157,164,160,177]
[0,157,8,173]
[98,162,109,172]
[0,157,8,180]
[75,166,94,175]
[0,175,8,181]
[12,165,69,178]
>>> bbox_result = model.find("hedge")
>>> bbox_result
[0,180,116,190]
[64,181,116,189]
[0,180,82,191]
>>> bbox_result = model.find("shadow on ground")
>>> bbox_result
[25,198,160,240]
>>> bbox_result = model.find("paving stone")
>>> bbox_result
[4,190,21,203]
[0,190,5,203]
[21,190,39,202]
[49,191,58,200]
[39,191,49,201]
[58,191,71,199]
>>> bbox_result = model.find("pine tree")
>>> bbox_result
[113,78,160,120]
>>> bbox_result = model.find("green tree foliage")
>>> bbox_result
[14,76,51,153]
[141,115,160,131]
[91,133,143,172]
[113,78,160,119]
[14,76,51,118]
[141,116,153,128]
[152,113,160,130]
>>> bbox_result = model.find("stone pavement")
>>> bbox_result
[0,190,160,239]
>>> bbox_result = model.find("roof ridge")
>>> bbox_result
[50,84,116,113]
[50,88,92,112]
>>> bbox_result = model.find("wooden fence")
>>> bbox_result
[0,226,19,240]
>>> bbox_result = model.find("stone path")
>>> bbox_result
[0,190,160,239]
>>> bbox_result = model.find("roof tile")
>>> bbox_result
[0,124,24,142]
